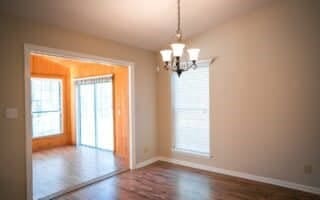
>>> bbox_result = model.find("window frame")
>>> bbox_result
[170,60,212,158]
[31,75,65,139]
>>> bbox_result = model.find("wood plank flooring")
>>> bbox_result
[55,161,319,200]
[33,145,127,200]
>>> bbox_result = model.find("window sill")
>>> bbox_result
[172,148,212,159]
[32,133,64,140]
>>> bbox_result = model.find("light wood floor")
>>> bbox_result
[33,145,127,200]
[56,161,319,200]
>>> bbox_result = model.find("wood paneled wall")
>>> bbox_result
[113,68,129,160]
[30,55,129,161]
[31,55,72,152]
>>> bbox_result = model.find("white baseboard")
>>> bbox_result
[135,157,161,169]
[137,156,320,195]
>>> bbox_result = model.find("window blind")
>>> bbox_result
[172,63,210,155]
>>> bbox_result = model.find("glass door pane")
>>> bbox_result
[96,82,114,151]
[79,84,96,147]
[76,77,114,151]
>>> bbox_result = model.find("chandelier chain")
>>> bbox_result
[176,0,182,39]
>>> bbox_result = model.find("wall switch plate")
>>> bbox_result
[304,165,313,174]
[5,108,18,119]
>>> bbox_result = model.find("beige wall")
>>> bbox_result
[157,0,320,188]
[1,0,320,199]
[0,15,157,199]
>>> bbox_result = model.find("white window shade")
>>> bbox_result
[172,63,210,155]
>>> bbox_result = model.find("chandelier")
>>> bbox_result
[159,0,200,77]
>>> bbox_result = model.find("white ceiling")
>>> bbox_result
[0,0,273,51]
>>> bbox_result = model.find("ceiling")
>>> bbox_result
[35,54,122,69]
[0,0,273,51]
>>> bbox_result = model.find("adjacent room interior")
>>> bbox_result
[30,54,129,199]
[0,0,319,200]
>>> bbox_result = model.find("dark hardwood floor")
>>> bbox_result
[55,161,319,200]
[33,145,127,200]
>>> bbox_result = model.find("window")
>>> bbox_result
[31,78,63,138]
[172,62,210,156]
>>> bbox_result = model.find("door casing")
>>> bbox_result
[24,43,136,200]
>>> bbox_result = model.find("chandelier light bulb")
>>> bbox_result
[187,48,200,61]
[171,43,185,57]
[160,49,172,62]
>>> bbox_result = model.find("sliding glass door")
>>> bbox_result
[76,76,114,151]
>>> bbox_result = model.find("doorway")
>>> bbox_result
[76,76,114,151]
[24,44,135,200]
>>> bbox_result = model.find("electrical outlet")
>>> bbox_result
[304,165,313,174]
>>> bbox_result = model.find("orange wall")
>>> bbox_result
[113,68,129,160]
[30,55,129,160]
[31,55,72,152]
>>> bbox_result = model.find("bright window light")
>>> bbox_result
[172,62,210,155]
[31,78,63,138]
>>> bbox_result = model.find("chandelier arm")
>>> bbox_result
[179,62,186,70]
[185,64,193,71]
[180,61,194,71]
[171,59,175,68]
[171,68,187,72]
[170,64,176,70]
[187,63,196,70]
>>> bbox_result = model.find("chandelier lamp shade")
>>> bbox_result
[160,0,200,77]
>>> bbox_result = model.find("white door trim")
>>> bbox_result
[24,43,136,200]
